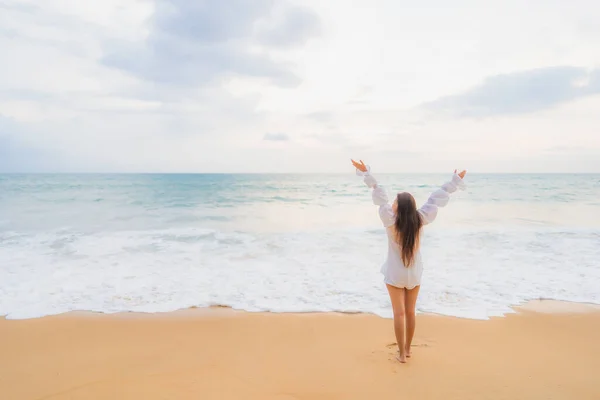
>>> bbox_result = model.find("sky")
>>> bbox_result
[1,0,599,173]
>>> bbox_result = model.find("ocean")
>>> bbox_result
[1,173,599,320]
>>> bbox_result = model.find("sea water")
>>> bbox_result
[1,173,599,319]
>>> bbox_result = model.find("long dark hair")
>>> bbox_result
[394,192,423,267]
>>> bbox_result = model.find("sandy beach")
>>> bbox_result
[1,303,599,400]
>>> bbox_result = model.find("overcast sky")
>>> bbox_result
[1,0,599,173]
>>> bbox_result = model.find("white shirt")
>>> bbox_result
[357,167,466,289]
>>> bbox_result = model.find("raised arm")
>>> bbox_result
[352,160,395,227]
[418,170,467,225]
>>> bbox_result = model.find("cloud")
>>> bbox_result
[0,116,60,172]
[1,1,599,173]
[425,66,600,117]
[257,5,321,47]
[0,0,323,172]
[102,0,321,88]
[263,132,290,141]
[304,111,333,123]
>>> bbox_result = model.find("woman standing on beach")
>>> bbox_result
[352,160,466,363]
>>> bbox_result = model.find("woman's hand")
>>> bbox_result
[455,169,467,179]
[351,159,368,172]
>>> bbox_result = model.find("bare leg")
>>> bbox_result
[386,284,407,363]
[404,285,421,357]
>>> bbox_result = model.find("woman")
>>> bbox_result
[352,159,467,363]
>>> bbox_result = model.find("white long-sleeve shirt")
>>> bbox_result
[357,167,466,289]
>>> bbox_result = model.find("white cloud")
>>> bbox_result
[1,0,599,172]
[264,133,290,141]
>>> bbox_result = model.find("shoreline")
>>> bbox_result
[2,300,599,399]
[3,298,600,321]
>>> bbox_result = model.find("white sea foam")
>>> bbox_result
[1,225,599,320]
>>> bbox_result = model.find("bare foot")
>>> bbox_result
[405,346,412,358]
[396,353,407,363]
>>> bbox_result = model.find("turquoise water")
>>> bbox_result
[1,173,599,319]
